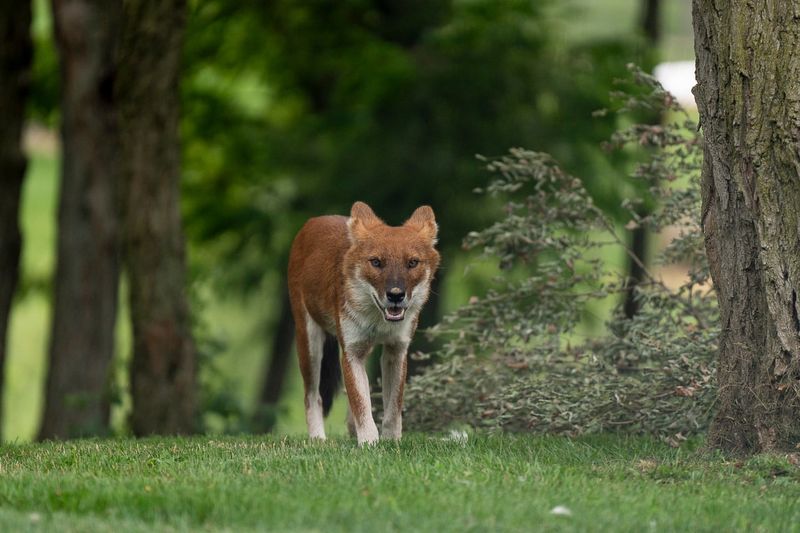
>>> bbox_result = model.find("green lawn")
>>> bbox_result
[0,434,798,531]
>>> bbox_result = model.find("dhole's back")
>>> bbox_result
[288,215,350,329]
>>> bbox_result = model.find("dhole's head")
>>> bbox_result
[344,202,440,322]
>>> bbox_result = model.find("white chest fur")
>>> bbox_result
[340,304,417,346]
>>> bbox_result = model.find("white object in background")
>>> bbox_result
[654,60,697,109]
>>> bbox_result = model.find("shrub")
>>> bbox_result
[405,67,717,443]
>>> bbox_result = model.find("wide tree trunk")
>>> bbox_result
[117,0,196,435]
[693,0,800,453]
[39,0,122,439]
[0,0,33,436]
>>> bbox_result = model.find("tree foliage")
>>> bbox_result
[181,0,644,288]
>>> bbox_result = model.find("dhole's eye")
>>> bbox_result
[407,258,420,269]
[369,258,382,268]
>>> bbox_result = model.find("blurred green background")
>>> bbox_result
[4,0,693,441]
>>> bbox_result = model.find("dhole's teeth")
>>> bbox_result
[384,307,405,321]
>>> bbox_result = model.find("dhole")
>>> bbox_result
[288,202,440,445]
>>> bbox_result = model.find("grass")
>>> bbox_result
[1,434,799,531]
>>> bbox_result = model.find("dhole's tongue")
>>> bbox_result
[385,306,405,321]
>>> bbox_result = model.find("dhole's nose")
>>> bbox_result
[386,287,405,304]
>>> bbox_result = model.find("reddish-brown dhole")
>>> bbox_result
[288,201,440,445]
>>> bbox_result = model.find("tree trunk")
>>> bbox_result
[254,284,294,433]
[0,0,32,437]
[623,0,661,319]
[693,0,800,453]
[117,0,196,435]
[623,221,648,319]
[39,0,122,439]
[640,0,661,44]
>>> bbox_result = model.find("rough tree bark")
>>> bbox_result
[693,0,800,453]
[117,0,197,435]
[39,0,122,439]
[0,0,33,435]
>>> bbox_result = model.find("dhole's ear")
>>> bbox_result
[348,201,383,241]
[404,205,438,244]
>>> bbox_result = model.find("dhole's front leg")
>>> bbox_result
[380,341,408,439]
[341,341,379,445]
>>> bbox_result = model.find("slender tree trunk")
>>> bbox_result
[693,0,800,453]
[117,0,196,435]
[639,0,661,44]
[0,0,33,436]
[254,284,294,432]
[624,0,661,319]
[39,0,123,439]
[623,223,648,319]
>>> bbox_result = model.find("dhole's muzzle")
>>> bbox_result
[374,285,408,321]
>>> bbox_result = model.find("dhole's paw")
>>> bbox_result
[381,431,402,441]
[357,426,380,446]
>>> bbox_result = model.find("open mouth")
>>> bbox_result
[384,306,405,321]
[372,294,406,322]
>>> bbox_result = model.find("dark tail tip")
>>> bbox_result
[319,334,341,417]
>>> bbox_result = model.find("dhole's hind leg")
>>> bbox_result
[295,310,326,439]
[345,405,357,438]
[380,341,408,439]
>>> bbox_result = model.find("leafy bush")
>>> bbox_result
[405,67,717,443]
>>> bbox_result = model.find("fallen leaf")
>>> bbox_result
[636,459,657,473]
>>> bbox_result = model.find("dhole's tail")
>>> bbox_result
[319,334,341,417]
